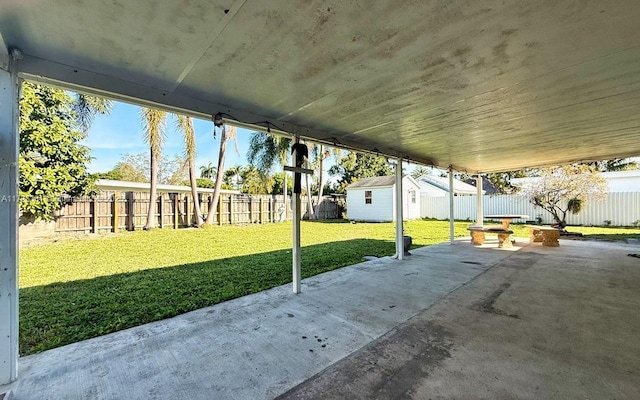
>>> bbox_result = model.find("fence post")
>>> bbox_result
[186,194,191,227]
[159,193,165,228]
[229,195,233,225]
[173,193,179,229]
[126,191,135,231]
[112,192,119,233]
[91,198,98,233]
[248,197,252,223]
[218,194,223,225]
[260,197,264,224]
[205,194,209,222]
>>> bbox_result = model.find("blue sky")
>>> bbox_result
[82,101,255,174]
[80,100,430,180]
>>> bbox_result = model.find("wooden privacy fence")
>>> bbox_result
[54,192,343,233]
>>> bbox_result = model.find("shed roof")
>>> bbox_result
[345,175,420,190]
[346,176,396,190]
[464,177,501,195]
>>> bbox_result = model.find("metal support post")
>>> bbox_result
[0,50,20,394]
[292,192,301,294]
[449,167,455,244]
[476,174,483,226]
[395,158,404,260]
[285,140,311,294]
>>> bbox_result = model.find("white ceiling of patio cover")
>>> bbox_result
[1,0,640,173]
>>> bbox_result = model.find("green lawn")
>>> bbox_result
[18,220,640,356]
[19,220,469,355]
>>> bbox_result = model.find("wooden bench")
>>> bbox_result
[525,225,561,247]
[467,225,514,248]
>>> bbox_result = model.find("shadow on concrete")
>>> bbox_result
[580,233,640,241]
[15,240,511,400]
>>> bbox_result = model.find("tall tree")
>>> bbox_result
[165,155,190,185]
[176,115,204,226]
[240,165,273,194]
[97,152,185,183]
[486,170,533,194]
[205,125,237,224]
[587,158,639,172]
[247,132,291,209]
[329,151,393,193]
[270,172,292,196]
[223,165,244,189]
[111,156,148,182]
[19,82,95,220]
[525,164,607,229]
[71,94,205,229]
[72,94,114,133]
[411,166,429,179]
[305,160,314,218]
[309,144,340,219]
[200,162,216,179]
[141,108,167,230]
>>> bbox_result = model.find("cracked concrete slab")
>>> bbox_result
[13,239,510,400]
[12,238,640,399]
[279,239,640,400]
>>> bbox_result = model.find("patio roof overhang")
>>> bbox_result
[2,0,640,173]
[4,1,640,393]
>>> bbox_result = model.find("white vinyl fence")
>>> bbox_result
[421,193,640,226]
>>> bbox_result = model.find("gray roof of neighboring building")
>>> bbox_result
[346,176,397,189]
[418,175,481,195]
[95,179,240,194]
[464,177,500,195]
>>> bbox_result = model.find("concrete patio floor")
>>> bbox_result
[11,237,640,399]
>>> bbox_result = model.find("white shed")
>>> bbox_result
[345,175,421,222]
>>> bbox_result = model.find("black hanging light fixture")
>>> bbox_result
[213,112,225,127]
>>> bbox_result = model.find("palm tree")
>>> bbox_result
[411,166,429,179]
[247,132,291,212]
[73,94,206,230]
[310,144,326,219]
[176,115,204,227]
[304,145,314,218]
[223,165,243,189]
[200,162,216,179]
[307,143,341,219]
[73,94,114,132]
[205,125,237,224]
[141,108,167,230]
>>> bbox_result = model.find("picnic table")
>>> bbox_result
[467,225,514,248]
[484,214,529,229]
[525,225,562,247]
